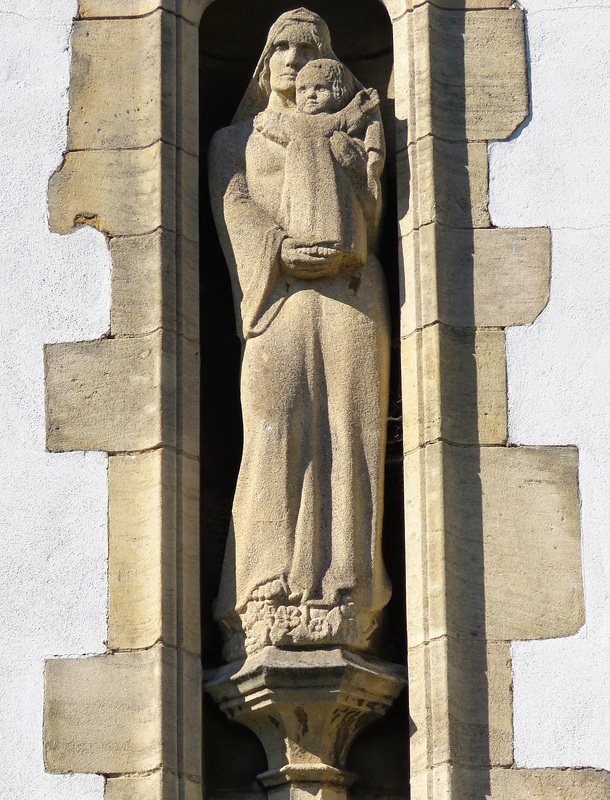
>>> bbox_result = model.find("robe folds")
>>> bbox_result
[208,115,391,660]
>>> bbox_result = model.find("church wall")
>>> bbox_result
[489,0,610,771]
[0,0,609,796]
[0,1,109,798]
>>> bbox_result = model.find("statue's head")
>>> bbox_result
[234,9,337,122]
[295,58,356,114]
[259,9,334,99]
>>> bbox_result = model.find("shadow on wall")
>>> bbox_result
[198,1,409,799]
[438,10,491,795]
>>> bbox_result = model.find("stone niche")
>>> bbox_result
[198,2,408,800]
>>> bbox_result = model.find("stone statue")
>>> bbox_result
[209,8,391,662]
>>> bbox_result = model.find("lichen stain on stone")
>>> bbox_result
[74,212,104,233]
[294,706,309,736]
[348,273,361,293]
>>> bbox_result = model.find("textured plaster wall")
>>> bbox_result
[1,0,608,789]
[0,1,109,797]
[489,0,610,770]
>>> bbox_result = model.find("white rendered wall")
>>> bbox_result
[1,0,609,790]
[489,0,610,770]
[0,1,109,797]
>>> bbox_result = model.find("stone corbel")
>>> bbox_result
[206,648,405,800]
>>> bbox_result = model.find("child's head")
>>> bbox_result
[295,58,355,114]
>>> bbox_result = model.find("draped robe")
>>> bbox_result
[208,108,391,660]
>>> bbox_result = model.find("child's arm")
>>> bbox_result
[342,88,380,136]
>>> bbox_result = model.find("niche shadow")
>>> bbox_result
[198,2,408,799]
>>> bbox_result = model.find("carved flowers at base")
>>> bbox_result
[219,579,377,662]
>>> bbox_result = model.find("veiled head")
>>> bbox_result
[233,8,338,122]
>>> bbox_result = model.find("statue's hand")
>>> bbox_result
[354,87,380,116]
[280,238,342,279]
[343,88,380,136]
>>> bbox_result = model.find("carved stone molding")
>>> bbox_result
[206,648,406,800]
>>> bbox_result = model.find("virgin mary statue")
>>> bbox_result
[208,8,392,662]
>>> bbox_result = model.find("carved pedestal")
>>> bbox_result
[206,647,405,800]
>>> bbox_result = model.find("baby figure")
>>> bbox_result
[256,58,382,271]
[295,57,379,137]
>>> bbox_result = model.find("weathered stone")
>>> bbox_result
[109,451,166,649]
[207,648,405,800]
[409,0,515,7]
[185,781,204,800]
[48,142,174,237]
[181,455,202,655]
[45,647,169,774]
[181,649,204,779]
[46,332,163,453]
[407,6,528,143]
[489,767,610,798]
[381,0,409,21]
[409,638,512,775]
[401,137,490,234]
[109,449,200,653]
[209,9,391,661]
[181,236,200,340]
[44,646,201,777]
[403,444,438,650]
[181,0,222,25]
[395,5,526,143]
[177,334,201,458]
[180,149,200,244]
[401,226,551,336]
[106,773,203,800]
[78,0,208,24]
[404,443,583,648]
[479,445,584,641]
[407,6,433,143]
[45,330,199,456]
[487,643,513,767]
[405,645,429,778]
[438,765,610,799]
[408,770,434,800]
[401,325,507,451]
[110,230,199,340]
[397,146,413,230]
[179,16,200,157]
[68,13,174,151]
[392,12,412,126]
[78,0,165,14]
[111,231,165,335]
[105,772,176,800]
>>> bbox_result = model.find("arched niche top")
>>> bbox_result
[199,0,392,61]
[196,0,404,27]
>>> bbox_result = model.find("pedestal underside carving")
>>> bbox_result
[207,648,405,800]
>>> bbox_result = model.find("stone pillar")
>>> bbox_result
[206,648,405,800]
